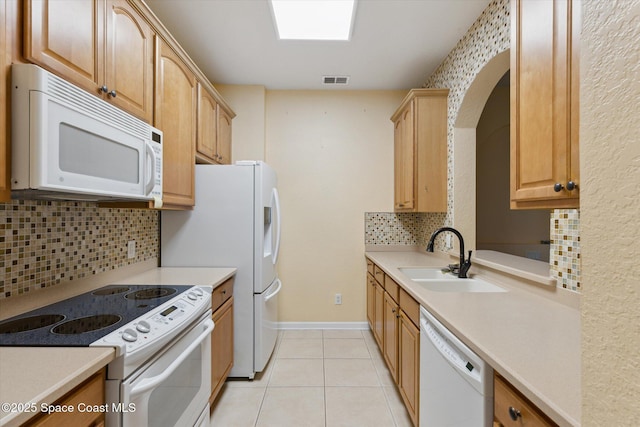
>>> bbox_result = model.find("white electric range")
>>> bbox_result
[0,284,213,427]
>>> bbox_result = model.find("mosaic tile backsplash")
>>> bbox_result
[551,209,581,291]
[365,212,447,249]
[0,200,159,298]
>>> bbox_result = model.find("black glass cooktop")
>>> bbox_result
[0,284,192,346]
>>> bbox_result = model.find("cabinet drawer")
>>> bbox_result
[384,275,399,303]
[212,278,234,312]
[26,369,105,427]
[494,374,557,427]
[399,288,419,327]
[366,259,374,275]
[373,265,385,287]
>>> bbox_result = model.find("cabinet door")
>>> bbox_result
[510,0,579,208]
[383,291,399,382]
[25,0,104,94]
[210,297,233,405]
[415,95,447,212]
[366,273,375,330]
[399,311,419,426]
[373,282,384,349]
[104,0,153,123]
[154,37,196,208]
[0,0,9,201]
[196,82,218,163]
[394,106,414,210]
[216,107,232,164]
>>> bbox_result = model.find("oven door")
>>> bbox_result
[119,314,213,427]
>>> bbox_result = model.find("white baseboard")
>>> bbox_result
[277,321,369,330]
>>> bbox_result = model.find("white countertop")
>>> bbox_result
[366,250,581,427]
[0,265,236,427]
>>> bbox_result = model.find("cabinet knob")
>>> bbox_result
[566,180,576,191]
[553,183,563,192]
[108,90,117,98]
[508,406,522,421]
[99,85,108,94]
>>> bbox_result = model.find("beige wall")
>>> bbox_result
[265,90,405,322]
[581,0,640,424]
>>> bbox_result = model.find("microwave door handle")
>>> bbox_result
[129,319,214,398]
[144,141,157,197]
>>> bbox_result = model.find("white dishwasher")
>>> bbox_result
[419,306,493,427]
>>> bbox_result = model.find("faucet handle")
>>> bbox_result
[467,250,473,262]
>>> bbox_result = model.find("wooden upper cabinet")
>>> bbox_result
[196,82,218,163]
[155,37,197,209]
[24,0,103,90]
[0,0,10,202]
[104,0,154,122]
[196,82,233,165]
[217,107,232,164]
[391,89,448,213]
[510,0,580,209]
[24,0,154,122]
[394,106,414,210]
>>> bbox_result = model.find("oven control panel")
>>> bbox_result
[94,285,212,357]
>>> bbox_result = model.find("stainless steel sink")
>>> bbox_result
[398,267,458,280]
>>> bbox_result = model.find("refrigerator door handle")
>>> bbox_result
[272,188,282,265]
[264,278,282,302]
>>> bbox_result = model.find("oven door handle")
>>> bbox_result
[129,318,214,398]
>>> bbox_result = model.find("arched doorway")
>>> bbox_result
[452,50,549,260]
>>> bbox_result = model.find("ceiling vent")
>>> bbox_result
[323,76,350,85]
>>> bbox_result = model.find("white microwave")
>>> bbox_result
[11,64,162,203]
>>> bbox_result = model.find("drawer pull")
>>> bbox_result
[508,406,522,421]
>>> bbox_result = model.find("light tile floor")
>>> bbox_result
[210,329,413,427]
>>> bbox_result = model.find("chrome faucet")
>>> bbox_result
[426,227,472,278]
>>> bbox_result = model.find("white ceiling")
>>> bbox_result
[144,0,491,90]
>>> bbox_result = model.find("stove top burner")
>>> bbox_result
[52,314,122,335]
[92,286,130,296]
[0,314,66,334]
[0,284,194,346]
[125,287,176,300]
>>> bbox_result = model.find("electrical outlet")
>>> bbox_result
[334,293,342,305]
[127,240,136,259]
[445,234,453,249]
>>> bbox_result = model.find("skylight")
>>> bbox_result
[270,0,356,41]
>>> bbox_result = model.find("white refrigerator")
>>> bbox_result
[161,161,282,379]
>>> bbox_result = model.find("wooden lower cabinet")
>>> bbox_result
[382,290,399,382]
[25,369,106,427]
[373,278,385,349]
[366,273,376,329]
[366,258,420,426]
[398,310,420,426]
[209,278,234,407]
[210,296,233,406]
[494,374,557,427]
